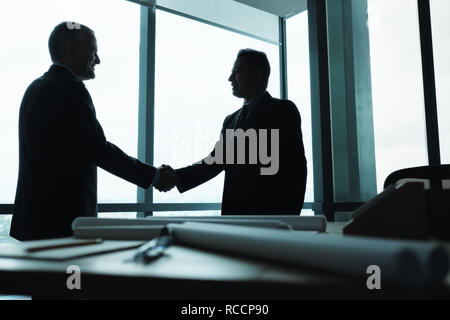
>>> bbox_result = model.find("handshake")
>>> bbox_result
[154,164,178,192]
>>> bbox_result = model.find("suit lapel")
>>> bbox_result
[230,92,273,130]
[245,92,272,130]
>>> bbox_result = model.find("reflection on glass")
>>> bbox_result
[286,10,314,204]
[368,0,428,192]
[154,9,280,203]
[0,0,140,204]
[430,0,450,164]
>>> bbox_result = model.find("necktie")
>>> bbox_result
[236,105,248,129]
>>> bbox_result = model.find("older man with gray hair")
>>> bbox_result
[11,22,175,241]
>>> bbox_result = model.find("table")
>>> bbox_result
[0,223,449,299]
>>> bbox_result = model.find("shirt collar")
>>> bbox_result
[52,63,83,83]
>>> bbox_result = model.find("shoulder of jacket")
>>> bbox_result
[224,108,241,124]
[266,96,298,114]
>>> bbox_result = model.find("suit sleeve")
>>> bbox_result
[63,84,156,189]
[277,101,307,213]
[175,117,229,193]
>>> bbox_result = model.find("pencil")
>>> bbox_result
[26,239,104,252]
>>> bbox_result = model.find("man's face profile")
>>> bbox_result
[74,32,100,80]
[229,58,252,99]
[228,57,263,100]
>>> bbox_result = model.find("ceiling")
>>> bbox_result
[233,0,307,18]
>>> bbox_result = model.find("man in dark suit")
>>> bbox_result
[11,22,175,241]
[159,49,307,215]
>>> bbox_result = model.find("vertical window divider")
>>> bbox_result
[308,0,335,220]
[138,5,157,217]
[279,16,288,100]
[418,0,441,166]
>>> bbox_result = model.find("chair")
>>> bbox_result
[384,164,450,190]
[383,165,450,240]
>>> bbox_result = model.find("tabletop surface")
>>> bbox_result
[0,222,449,299]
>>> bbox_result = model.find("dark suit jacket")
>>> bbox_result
[11,65,156,241]
[175,92,307,215]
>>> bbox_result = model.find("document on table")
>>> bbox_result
[0,238,144,261]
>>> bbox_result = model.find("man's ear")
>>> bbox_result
[256,69,265,85]
[66,41,83,58]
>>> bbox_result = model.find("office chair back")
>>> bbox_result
[384,164,450,190]
[384,165,450,240]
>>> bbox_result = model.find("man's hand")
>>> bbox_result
[154,165,177,192]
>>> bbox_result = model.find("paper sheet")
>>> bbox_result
[0,239,143,261]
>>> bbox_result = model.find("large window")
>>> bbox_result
[153,9,280,204]
[430,0,450,164]
[7,0,443,229]
[368,0,428,192]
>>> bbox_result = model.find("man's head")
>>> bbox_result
[48,22,100,81]
[228,49,271,102]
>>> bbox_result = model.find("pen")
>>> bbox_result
[134,235,172,263]
[26,239,104,252]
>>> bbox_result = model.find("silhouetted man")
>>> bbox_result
[11,22,175,241]
[158,49,307,215]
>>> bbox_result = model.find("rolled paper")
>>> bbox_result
[166,222,449,286]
